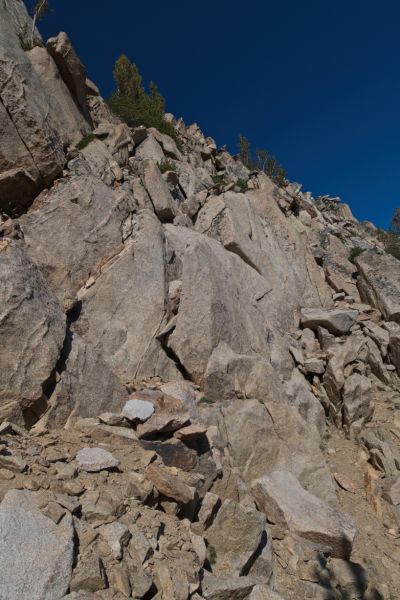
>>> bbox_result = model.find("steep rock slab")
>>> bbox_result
[342,373,374,430]
[203,342,286,404]
[2,0,41,40]
[196,190,333,337]
[45,333,128,427]
[165,226,273,383]
[221,398,336,504]
[19,175,134,310]
[201,572,257,600]
[27,46,90,146]
[76,210,181,383]
[0,489,74,600]
[142,159,176,222]
[356,251,400,323]
[47,31,92,124]
[0,3,65,210]
[252,471,356,559]
[0,240,65,421]
[323,234,361,302]
[0,101,40,214]
[205,498,266,576]
[384,321,400,374]
[300,308,358,335]
[284,368,325,440]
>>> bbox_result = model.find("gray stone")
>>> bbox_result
[45,333,128,428]
[300,308,358,336]
[342,373,374,430]
[249,587,285,600]
[135,134,165,162]
[142,159,176,222]
[222,398,336,504]
[0,3,65,212]
[201,571,257,599]
[75,210,181,383]
[19,175,134,310]
[98,521,131,560]
[252,471,356,558]
[122,399,154,423]
[0,240,65,423]
[145,463,195,503]
[205,498,266,575]
[76,447,119,472]
[27,46,90,146]
[47,31,92,124]
[285,369,325,440]
[356,251,400,323]
[0,490,74,600]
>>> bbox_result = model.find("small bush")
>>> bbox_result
[76,133,96,150]
[107,55,182,150]
[238,134,287,187]
[211,174,226,187]
[236,178,248,192]
[198,395,214,405]
[348,246,364,264]
[158,158,176,174]
[378,230,400,261]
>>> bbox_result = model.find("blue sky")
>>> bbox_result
[35,0,400,229]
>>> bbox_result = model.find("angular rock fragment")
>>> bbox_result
[145,463,195,503]
[300,308,358,336]
[252,471,356,558]
[0,240,65,422]
[0,490,74,600]
[122,399,155,423]
[205,498,266,575]
[76,447,119,472]
[356,251,400,323]
[201,571,257,599]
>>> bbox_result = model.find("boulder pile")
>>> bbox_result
[1,1,400,598]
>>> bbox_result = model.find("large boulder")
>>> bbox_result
[300,307,358,335]
[165,226,273,383]
[141,159,177,222]
[384,321,400,374]
[221,398,336,504]
[196,190,333,336]
[45,333,129,427]
[0,240,65,423]
[75,210,181,383]
[47,31,92,124]
[19,175,134,310]
[356,251,400,323]
[203,341,286,404]
[0,3,65,212]
[0,489,74,600]
[252,471,356,559]
[205,498,266,575]
[27,46,90,146]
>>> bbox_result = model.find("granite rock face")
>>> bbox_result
[0,4,398,597]
[0,490,74,600]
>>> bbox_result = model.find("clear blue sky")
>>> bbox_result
[34,0,400,229]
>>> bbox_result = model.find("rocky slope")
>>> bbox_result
[1,1,400,598]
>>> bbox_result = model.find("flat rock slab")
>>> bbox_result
[205,498,266,575]
[252,470,356,558]
[145,463,195,504]
[201,572,257,599]
[122,399,155,423]
[76,447,119,472]
[0,489,74,600]
[300,308,358,336]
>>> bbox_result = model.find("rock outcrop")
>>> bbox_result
[0,3,399,598]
